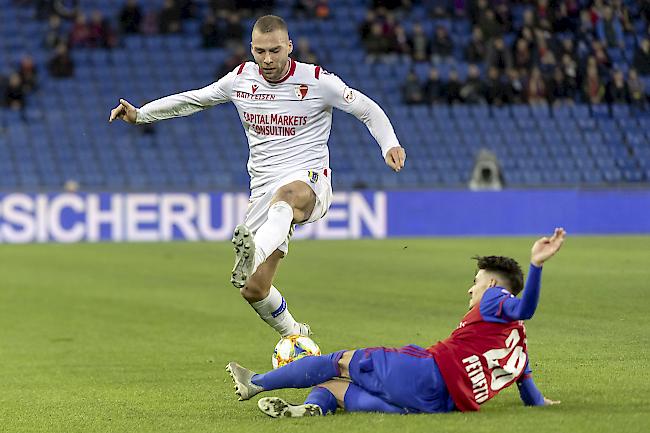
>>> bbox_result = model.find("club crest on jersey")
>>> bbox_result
[307,170,319,183]
[251,84,258,94]
[295,84,309,100]
[343,86,356,103]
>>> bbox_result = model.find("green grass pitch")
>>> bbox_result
[1,236,649,433]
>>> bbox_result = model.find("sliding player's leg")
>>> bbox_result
[257,379,406,417]
[226,350,348,401]
[238,249,309,337]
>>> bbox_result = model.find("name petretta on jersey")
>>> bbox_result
[243,112,309,137]
[462,355,489,404]
[235,90,276,100]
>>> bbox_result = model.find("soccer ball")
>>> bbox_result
[272,335,321,369]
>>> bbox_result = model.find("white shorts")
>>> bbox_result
[244,168,333,255]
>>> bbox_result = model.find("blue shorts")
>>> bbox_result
[348,345,456,414]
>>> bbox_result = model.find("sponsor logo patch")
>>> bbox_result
[307,170,319,183]
[251,84,258,94]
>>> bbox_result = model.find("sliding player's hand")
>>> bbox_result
[531,227,566,267]
[385,146,406,172]
[109,99,138,123]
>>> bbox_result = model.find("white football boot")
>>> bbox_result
[225,362,263,401]
[257,397,323,418]
[230,224,255,289]
[298,323,312,337]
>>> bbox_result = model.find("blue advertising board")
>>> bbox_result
[0,190,648,243]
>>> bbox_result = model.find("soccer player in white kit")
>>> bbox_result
[109,15,406,338]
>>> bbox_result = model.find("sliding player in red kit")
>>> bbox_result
[226,228,565,417]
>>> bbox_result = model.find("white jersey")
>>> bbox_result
[136,59,401,191]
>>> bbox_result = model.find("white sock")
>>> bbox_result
[253,201,294,273]
[250,285,302,337]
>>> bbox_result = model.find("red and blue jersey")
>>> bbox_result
[427,264,543,411]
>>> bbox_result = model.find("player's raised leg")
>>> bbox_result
[250,180,316,275]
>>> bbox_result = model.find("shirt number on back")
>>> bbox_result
[482,329,527,391]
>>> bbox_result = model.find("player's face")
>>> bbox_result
[251,29,293,81]
[467,270,496,309]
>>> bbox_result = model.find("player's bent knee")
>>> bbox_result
[239,282,270,303]
[337,350,355,378]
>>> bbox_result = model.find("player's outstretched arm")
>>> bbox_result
[108,98,137,123]
[530,227,566,267]
[500,228,566,321]
[516,361,561,406]
[320,72,406,172]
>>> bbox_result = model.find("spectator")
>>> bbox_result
[583,64,605,104]
[158,0,182,34]
[633,39,650,76]
[612,0,634,33]
[495,2,512,33]
[485,66,507,106]
[294,37,318,64]
[596,5,624,49]
[88,10,118,48]
[548,67,572,105]
[557,38,576,60]
[69,12,92,48]
[119,0,142,34]
[431,25,453,61]
[513,38,533,71]
[364,22,392,60]
[18,56,37,94]
[392,25,411,56]
[200,11,221,48]
[210,0,237,14]
[4,72,24,111]
[460,64,486,104]
[359,10,376,42]
[591,41,612,71]
[47,42,75,78]
[465,26,486,63]
[627,69,646,108]
[408,23,430,63]
[293,0,330,20]
[504,68,524,104]
[444,69,462,104]
[560,54,579,98]
[402,71,425,105]
[478,9,502,40]
[525,67,547,105]
[424,67,443,104]
[606,69,629,104]
[486,37,513,73]
[217,46,248,78]
[44,14,65,49]
[176,0,197,20]
[223,12,244,47]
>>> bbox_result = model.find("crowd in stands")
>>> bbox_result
[4,0,650,112]
[373,0,650,107]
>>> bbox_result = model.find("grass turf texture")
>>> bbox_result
[1,237,649,433]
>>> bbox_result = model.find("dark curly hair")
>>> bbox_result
[473,255,524,296]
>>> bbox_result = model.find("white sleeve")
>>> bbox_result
[135,70,236,124]
[321,72,401,158]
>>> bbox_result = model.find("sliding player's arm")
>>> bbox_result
[109,69,236,124]
[516,360,561,406]
[320,71,406,172]
[500,228,566,321]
